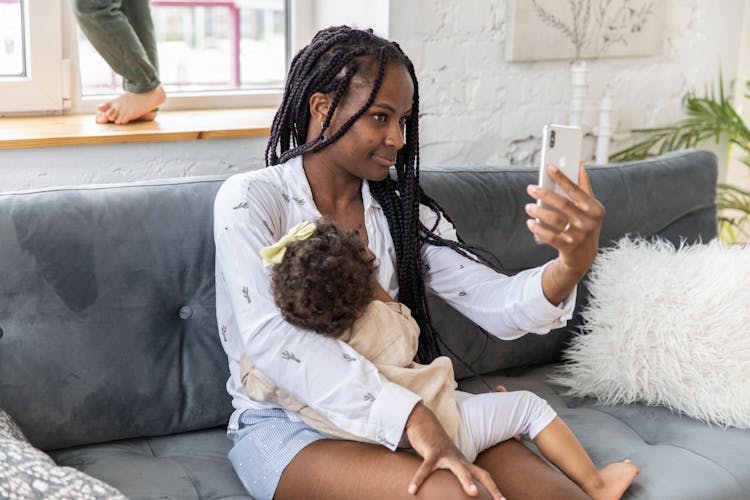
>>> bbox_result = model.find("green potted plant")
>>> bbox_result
[611,76,750,242]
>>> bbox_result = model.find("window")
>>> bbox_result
[0,0,307,115]
[78,0,288,97]
[69,0,294,113]
[0,0,63,114]
[0,0,25,78]
[0,0,387,116]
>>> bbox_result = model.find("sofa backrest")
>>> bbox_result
[421,150,718,378]
[0,176,230,450]
[0,149,716,450]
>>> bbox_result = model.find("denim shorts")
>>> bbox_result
[227,407,327,500]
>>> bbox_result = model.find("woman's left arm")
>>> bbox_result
[524,163,605,306]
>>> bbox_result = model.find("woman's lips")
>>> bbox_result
[372,154,396,167]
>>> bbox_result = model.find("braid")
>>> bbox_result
[267,26,497,388]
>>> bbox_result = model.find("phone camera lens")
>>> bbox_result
[550,130,556,148]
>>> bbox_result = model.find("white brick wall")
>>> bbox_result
[1,0,744,191]
[390,0,745,167]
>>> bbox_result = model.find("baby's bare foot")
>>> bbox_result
[95,85,166,125]
[588,460,640,500]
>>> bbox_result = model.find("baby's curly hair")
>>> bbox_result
[270,219,376,337]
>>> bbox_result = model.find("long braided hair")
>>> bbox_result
[266,26,497,368]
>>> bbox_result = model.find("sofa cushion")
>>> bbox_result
[459,365,750,500]
[551,237,750,428]
[0,176,233,450]
[50,365,750,500]
[49,364,750,500]
[49,427,250,500]
[0,410,126,499]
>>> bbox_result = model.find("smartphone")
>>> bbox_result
[535,124,582,241]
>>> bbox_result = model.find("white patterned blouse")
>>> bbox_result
[213,155,575,450]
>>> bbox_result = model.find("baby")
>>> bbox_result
[240,219,639,499]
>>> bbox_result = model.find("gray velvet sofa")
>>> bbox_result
[1,149,748,499]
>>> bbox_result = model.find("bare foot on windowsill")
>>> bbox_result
[95,85,166,125]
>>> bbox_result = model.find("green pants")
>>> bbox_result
[72,0,161,94]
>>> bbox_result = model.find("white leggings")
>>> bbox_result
[455,390,558,463]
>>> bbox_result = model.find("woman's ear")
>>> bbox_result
[309,92,330,124]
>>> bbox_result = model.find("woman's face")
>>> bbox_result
[312,61,414,182]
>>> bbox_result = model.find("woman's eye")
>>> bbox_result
[399,116,408,126]
[374,114,387,122]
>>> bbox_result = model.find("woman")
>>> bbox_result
[214,26,604,499]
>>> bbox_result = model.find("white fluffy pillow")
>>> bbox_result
[551,237,750,428]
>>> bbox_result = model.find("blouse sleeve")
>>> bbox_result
[213,175,420,450]
[418,204,576,340]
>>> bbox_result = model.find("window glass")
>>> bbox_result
[0,0,25,78]
[78,0,287,96]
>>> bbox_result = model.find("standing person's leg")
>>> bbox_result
[121,0,159,83]
[72,0,166,124]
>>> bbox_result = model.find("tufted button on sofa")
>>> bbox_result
[179,305,194,320]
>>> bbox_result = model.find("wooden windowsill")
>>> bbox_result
[0,107,275,150]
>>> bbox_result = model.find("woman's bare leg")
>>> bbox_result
[277,437,588,500]
[475,439,589,500]
[276,439,495,500]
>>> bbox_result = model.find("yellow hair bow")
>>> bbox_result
[259,221,317,267]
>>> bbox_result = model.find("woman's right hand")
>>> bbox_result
[404,403,505,499]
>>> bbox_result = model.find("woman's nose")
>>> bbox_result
[385,122,405,149]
